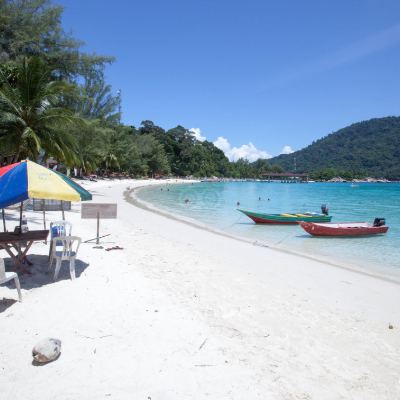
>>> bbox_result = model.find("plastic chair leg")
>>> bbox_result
[69,258,75,280]
[53,258,62,282]
[49,248,55,271]
[48,242,53,261]
[48,255,53,271]
[14,276,22,302]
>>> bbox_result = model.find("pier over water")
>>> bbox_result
[262,173,309,183]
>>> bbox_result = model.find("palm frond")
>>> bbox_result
[0,56,86,163]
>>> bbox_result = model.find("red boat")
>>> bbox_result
[299,218,389,236]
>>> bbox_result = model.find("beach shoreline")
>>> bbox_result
[1,179,399,399]
[131,183,400,285]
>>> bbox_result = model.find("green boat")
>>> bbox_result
[238,205,332,225]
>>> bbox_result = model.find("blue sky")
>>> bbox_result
[59,0,400,161]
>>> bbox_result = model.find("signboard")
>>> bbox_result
[81,203,117,219]
[81,203,118,244]
[33,199,71,211]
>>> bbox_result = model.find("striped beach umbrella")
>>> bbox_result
[0,160,91,209]
[0,160,92,230]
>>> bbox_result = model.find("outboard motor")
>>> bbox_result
[321,204,328,216]
[373,218,385,227]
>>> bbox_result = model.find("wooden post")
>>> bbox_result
[61,200,65,220]
[96,211,100,245]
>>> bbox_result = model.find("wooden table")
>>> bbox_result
[0,230,49,274]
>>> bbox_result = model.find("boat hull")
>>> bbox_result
[238,210,333,224]
[299,221,389,236]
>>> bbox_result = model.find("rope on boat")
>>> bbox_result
[204,214,244,232]
[274,231,294,246]
[222,214,244,230]
[253,231,294,248]
[204,214,293,247]
[209,214,244,231]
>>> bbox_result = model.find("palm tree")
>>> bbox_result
[0,56,84,165]
[102,152,120,174]
[76,144,99,175]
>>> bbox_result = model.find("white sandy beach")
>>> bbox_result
[0,178,399,399]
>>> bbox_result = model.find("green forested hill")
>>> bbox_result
[268,117,400,180]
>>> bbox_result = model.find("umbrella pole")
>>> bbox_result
[19,202,23,235]
[2,209,6,232]
[61,200,65,220]
[18,202,23,260]
[42,199,47,244]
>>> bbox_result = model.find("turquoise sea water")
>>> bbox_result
[136,182,400,279]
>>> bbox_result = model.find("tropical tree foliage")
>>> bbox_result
[268,117,400,180]
[0,56,84,164]
[0,0,115,81]
[2,0,396,180]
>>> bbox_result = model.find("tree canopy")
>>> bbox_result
[0,56,84,164]
[1,1,398,180]
[267,117,400,180]
[0,0,115,81]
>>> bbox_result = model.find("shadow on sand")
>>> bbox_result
[0,254,89,313]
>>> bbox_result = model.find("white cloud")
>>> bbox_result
[214,136,272,162]
[189,128,206,142]
[280,146,294,154]
[213,136,231,153]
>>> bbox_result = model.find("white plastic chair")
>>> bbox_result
[49,220,73,260]
[49,236,82,282]
[0,257,22,302]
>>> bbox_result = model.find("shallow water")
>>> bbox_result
[136,181,400,279]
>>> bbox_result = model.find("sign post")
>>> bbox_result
[96,212,100,244]
[81,203,117,244]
